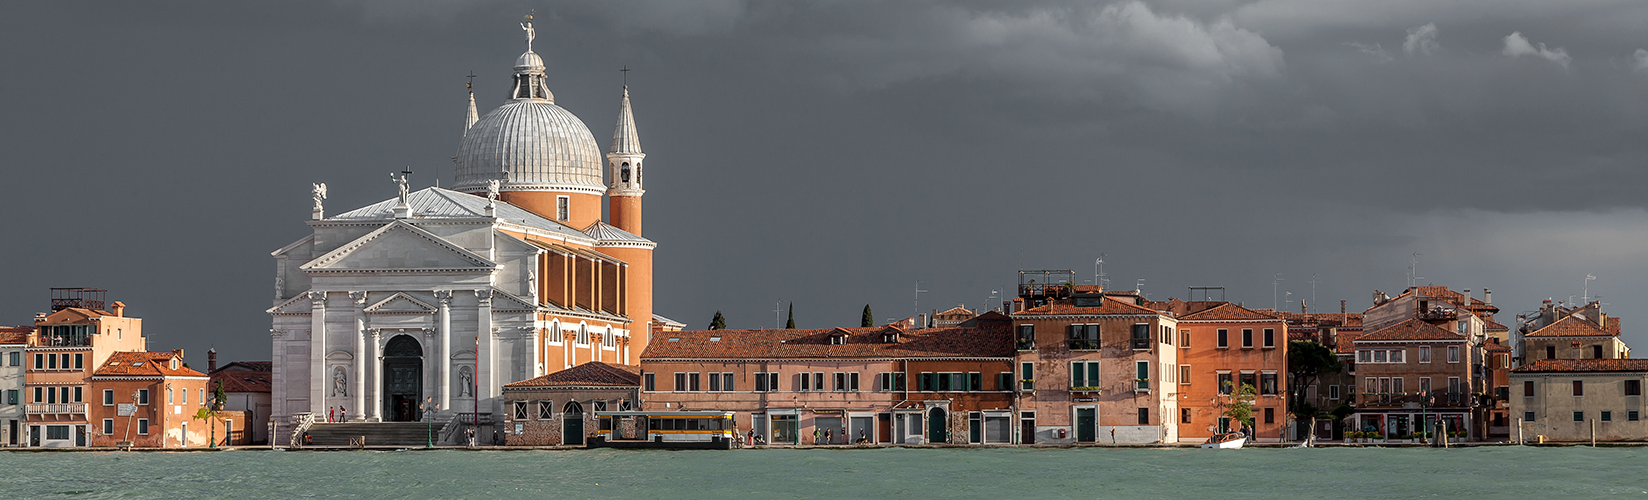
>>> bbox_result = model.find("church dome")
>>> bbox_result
[453,36,605,195]
[453,99,604,193]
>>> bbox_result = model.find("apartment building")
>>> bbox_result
[1511,359,1648,442]
[1349,318,1478,440]
[87,350,211,448]
[1161,300,1289,443]
[25,290,146,447]
[1519,301,1630,363]
[0,327,28,447]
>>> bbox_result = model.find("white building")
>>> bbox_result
[0,327,27,447]
[269,19,658,444]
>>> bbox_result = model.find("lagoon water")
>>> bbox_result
[2,446,1644,499]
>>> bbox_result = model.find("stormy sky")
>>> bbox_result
[5,1,1648,366]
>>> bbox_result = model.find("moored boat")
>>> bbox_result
[1201,432,1247,449]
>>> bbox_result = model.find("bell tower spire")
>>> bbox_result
[606,81,645,235]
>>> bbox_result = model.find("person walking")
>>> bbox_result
[328,407,336,423]
[824,428,832,445]
[340,406,347,423]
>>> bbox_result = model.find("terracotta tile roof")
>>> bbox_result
[1356,318,1465,342]
[1482,317,1509,331]
[1525,314,1618,338]
[934,305,975,317]
[642,322,1012,360]
[1146,299,1227,316]
[1014,295,1162,316]
[1276,311,1362,327]
[209,362,272,393]
[1334,332,1363,354]
[1511,359,1648,373]
[0,326,33,344]
[505,361,640,388]
[1178,302,1283,321]
[93,351,207,378]
[1484,341,1512,353]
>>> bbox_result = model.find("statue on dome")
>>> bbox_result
[486,179,500,204]
[521,17,535,51]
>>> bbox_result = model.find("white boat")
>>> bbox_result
[1201,432,1247,449]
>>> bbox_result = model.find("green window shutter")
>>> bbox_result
[1088,363,1101,387]
[1072,363,1084,387]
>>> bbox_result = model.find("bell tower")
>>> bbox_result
[606,85,645,235]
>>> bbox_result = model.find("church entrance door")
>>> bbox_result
[383,335,423,422]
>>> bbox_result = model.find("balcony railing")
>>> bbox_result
[1358,392,1470,408]
[1130,338,1151,350]
[1134,379,1151,393]
[1068,339,1100,350]
[27,403,87,415]
[1417,309,1459,321]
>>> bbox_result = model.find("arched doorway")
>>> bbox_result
[563,401,585,445]
[382,335,423,422]
[927,407,948,444]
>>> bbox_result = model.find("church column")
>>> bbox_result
[435,290,452,411]
[368,329,383,422]
[350,291,367,421]
[475,289,495,414]
[308,291,327,412]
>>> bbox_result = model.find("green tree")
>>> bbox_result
[1223,383,1258,433]
[861,305,873,327]
[785,303,795,329]
[212,380,227,412]
[709,311,726,330]
[192,406,225,449]
[1287,340,1343,417]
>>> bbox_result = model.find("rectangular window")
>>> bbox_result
[1631,411,1641,422]
[34,353,42,370]
[1593,345,1604,359]
[1071,361,1100,389]
[849,372,860,392]
[1136,361,1150,391]
[74,353,83,369]
[1021,362,1034,390]
[1374,350,1387,363]
[1448,345,1460,363]
[1524,380,1534,397]
[997,372,1012,391]
[1419,346,1431,363]
[1241,329,1254,348]
[1259,373,1278,395]
[1602,411,1613,422]
[102,419,114,435]
[1241,372,1258,393]
[1448,377,1462,396]
[537,401,553,419]
[1137,408,1149,425]
[689,373,702,392]
[673,372,686,391]
[1263,328,1275,348]
[804,373,817,391]
[1130,324,1150,350]
[47,388,56,404]
[5,389,15,405]
[1217,329,1229,349]
[1391,377,1404,395]
[1218,372,1233,395]
[138,389,149,405]
[709,372,722,392]
[48,354,56,369]
[966,372,979,392]
[1626,380,1642,396]
[1179,365,1191,385]
[1420,377,1431,395]
[138,419,149,435]
[1573,380,1584,397]
[1328,384,1340,400]
[103,389,114,406]
[555,196,570,221]
[1264,407,1274,424]
[1525,411,1536,422]
[643,373,656,392]
[1016,325,1035,350]
[754,372,772,392]
[73,387,81,403]
[1546,345,1557,359]
[813,373,824,392]
[1068,324,1100,350]
[724,373,736,392]
[1179,329,1190,348]
[834,372,846,392]
[1365,377,1377,395]
[1574,411,1584,422]
[7,351,16,366]
[1390,349,1405,363]
[512,401,528,420]
[1181,408,1192,424]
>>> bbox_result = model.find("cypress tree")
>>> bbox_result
[861,305,873,327]
[709,311,726,330]
[786,303,796,329]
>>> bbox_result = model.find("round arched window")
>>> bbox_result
[621,162,631,182]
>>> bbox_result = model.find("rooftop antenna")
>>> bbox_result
[1272,273,1284,311]
[1584,274,1596,304]
[1095,254,1108,290]
[1407,253,1424,289]
[773,301,782,329]
[986,289,1000,313]
[1136,279,1145,294]
[914,280,927,323]
[1309,274,1321,314]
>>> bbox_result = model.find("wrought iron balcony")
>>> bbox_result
[1130,338,1151,350]
[1068,339,1101,350]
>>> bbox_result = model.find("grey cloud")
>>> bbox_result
[1346,41,1393,63]
[1503,31,1571,67]
[1403,23,1439,55]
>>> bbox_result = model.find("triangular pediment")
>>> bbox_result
[365,292,437,314]
[301,220,495,272]
[489,289,538,312]
[267,294,312,315]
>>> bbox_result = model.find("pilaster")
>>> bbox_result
[350,291,367,421]
[308,291,327,412]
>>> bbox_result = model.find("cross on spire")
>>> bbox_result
[466,71,477,90]
[621,66,630,86]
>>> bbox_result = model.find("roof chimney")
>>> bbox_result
[1301,300,1307,313]
[111,301,125,317]
[1483,289,1492,305]
[208,348,218,373]
[1341,300,1347,315]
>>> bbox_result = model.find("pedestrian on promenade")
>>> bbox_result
[340,406,347,422]
[329,407,336,423]
[824,428,832,445]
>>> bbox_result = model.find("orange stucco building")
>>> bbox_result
[1156,300,1290,442]
[25,291,147,448]
[88,351,211,448]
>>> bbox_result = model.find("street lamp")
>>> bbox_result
[421,397,440,448]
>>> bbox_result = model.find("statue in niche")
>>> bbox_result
[332,366,347,397]
[526,269,538,301]
[458,366,474,397]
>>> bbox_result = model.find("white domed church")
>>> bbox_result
[268,20,661,440]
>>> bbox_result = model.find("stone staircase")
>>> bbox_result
[304,422,437,447]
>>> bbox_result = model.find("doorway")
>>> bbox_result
[1076,408,1097,442]
[382,335,423,422]
[926,407,947,444]
[563,401,585,445]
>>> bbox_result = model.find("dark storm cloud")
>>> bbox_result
[4,0,1648,365]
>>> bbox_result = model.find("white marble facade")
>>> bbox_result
[269,189,641,442]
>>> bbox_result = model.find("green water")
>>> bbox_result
[1,446,1643,499]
